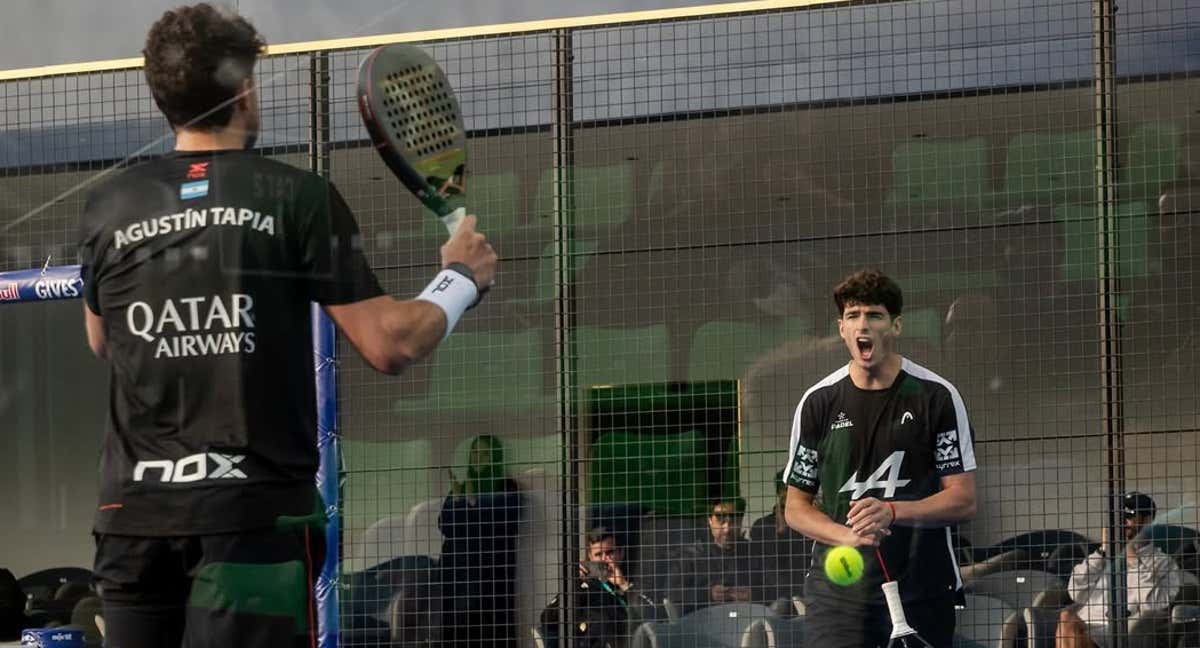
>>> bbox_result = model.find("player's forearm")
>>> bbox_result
[892,483,976,527]
[785,497,859,546]
[375,298,448,374]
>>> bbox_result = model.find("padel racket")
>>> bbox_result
[356,44,467,235]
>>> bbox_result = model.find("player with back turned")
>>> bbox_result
[781,269,977,648]
[76,4,496,648]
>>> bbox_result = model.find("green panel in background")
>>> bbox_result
[899,307,944,351]
[587,381,740,515]
[577,325,671,388]
[420,172,521,237]
[1057,201,1156,282]
[1122,122,1182,200]
[1003,130,1096,205]
[341,439,435,529]
[887,137,990,211]
[687,316,811,382]
[394,329,550,412]
[534,164,635,227]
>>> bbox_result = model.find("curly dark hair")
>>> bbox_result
[833,269,903,317]
[142,3,265,129]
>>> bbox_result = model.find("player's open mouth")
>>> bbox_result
[856,337,874,361]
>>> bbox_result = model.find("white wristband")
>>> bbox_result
[415,267,478,340]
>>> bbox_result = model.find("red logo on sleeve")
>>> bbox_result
[187,162,210,179]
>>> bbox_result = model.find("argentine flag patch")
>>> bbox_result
[180,180,209,200]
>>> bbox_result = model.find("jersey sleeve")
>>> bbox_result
[932,383,977,475]
[782,390,823,493]
[77,190,106,315]
[299,179,385,305]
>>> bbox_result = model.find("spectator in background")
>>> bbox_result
[1056,492,1186,648]
[541,527,656,648]
[749,472,812,606]
[0,569,29,641]
[673,497,764,615]
[438,435,525,648]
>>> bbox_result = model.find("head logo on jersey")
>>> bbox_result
[126,293,256,359]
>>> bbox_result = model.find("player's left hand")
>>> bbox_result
[847,497,895,538]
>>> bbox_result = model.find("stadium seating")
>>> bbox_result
[534,163,636,228]
[1056,202,1156,283]
[415,171,522,238]
[956,593,1019,648]
[1122,122,1183,200]
[887,137,991,212]
[577,324,671,388]
[393,330,551,413]
[965,570,1067,613]
[631,603,779,648]
[1003,131,1096,206]
[686,317,811,382]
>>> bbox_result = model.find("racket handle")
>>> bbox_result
[440,207,466,235]
[882,581,917,639]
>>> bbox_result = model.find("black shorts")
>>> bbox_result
[92,523,325,648]
[805,593,957,648]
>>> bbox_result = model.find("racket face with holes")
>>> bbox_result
[356,44,466,221]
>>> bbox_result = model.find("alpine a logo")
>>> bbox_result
[839,450,910,499]
[133,453,247,483]
[831,411,854,430]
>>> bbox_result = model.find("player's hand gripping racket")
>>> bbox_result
[356,43,468,235]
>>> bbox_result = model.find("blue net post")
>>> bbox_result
[311,304,340,648]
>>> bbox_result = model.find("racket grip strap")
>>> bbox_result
[415,265,478,340]
[882,581,917,638]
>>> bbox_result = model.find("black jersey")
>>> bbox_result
[782,358,976,605]
[77,150,384,536]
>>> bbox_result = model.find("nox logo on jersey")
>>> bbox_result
[783,357,976,604]
[78,149,384,535]
[133,453,248,483]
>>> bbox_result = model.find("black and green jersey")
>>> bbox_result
[78,150,384,536]
[782,357,976,605]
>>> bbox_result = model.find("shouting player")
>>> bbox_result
[782,269,977,648]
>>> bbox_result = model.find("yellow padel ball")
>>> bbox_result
[824,545,864,586]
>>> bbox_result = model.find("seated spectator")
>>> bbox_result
[749,471,812,605]
[673,497,765,614]
[541,527,655,648]
[1056,492,1186,648]
[0,568,30,641]
[439,435,525,648]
